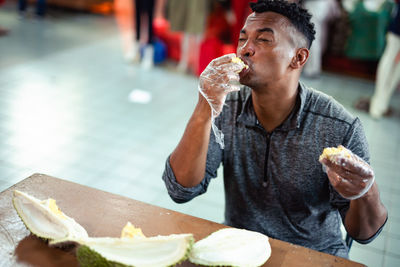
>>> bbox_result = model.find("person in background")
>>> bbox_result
[0,0,8,36]
[302,0,341,78]
[131,0,155,69]
[369,0,400,118]
[18,0,47,17]
[167,0,210,73]
[114,0,134,61]
[162,0,387,258]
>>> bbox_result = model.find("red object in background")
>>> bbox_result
[198,37,223,76]
[231,0,253,46]
[153,1,247,76]
[153,17,182,61]
[90,2,113,15]
[204,3,231,41]
[153,17,169,37]
[197,2,236,76]
[162,32,182,61]
[322,55,378,80]
[222,44,236,55]
[197,41,236,76]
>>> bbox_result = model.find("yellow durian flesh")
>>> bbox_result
[319,145,352,163]
[232,57,249,72]
[12,190,88,241]
[189,228,271,267]
[47,198,67,219]
[121,221,145,239]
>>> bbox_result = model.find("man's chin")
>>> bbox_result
[239,76,249,86]
[239,77,253,88]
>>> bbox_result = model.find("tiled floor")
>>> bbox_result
[1,3,400,267]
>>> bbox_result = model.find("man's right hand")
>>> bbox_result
[169,54,244,187]
[199,53,244,117]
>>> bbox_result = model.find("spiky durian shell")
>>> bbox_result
[76,235,194,267]
[77,245,125,267]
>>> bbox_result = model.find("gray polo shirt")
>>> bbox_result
[162,83,373,258]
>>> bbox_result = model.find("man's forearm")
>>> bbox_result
[169,94,212,188]
[344,182,388,240]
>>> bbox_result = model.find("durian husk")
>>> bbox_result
[12,190,88,241]
[189,228,271,267]
[13,190,193,266]
[53,234,194,267]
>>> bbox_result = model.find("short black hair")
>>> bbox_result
[250,0,315,48]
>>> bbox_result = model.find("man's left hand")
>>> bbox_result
[320,147,375,200]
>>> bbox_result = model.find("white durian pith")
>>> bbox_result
[189,228,271,267]
[74,234,194,267]
[12,190,88,241]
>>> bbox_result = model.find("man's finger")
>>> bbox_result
[326,168,342,186]
[337,157,374,177]
[321,157,373,178]
[212,53,237,67]
[227,73,240,82]
[326,169,364,197]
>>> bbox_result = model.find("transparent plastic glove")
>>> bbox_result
[198,53,247,149]
[319,145,375,200]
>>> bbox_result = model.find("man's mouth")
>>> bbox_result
[239,59,250,77]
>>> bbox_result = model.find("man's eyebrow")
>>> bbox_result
[240,27,274,34]
[257,27,274,34]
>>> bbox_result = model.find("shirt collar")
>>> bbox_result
[237,82,308,132]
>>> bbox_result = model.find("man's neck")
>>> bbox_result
[251,81,299,132]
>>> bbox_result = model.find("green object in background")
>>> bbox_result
[345,0,394,60]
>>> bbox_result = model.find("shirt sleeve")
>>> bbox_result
[342,117,370,164]
[162,122,224,204]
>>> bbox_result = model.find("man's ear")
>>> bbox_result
[290,48,309,69]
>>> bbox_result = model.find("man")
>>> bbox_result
[369,0,400,118]
[302,0,340,78]
[162,0,387,258]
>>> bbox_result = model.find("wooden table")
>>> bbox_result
[0,173,365,267]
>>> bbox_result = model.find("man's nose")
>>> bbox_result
[238,41,255,57]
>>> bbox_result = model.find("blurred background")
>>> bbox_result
[0,0,399,266]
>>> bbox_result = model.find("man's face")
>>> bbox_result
[237,12,299,89]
